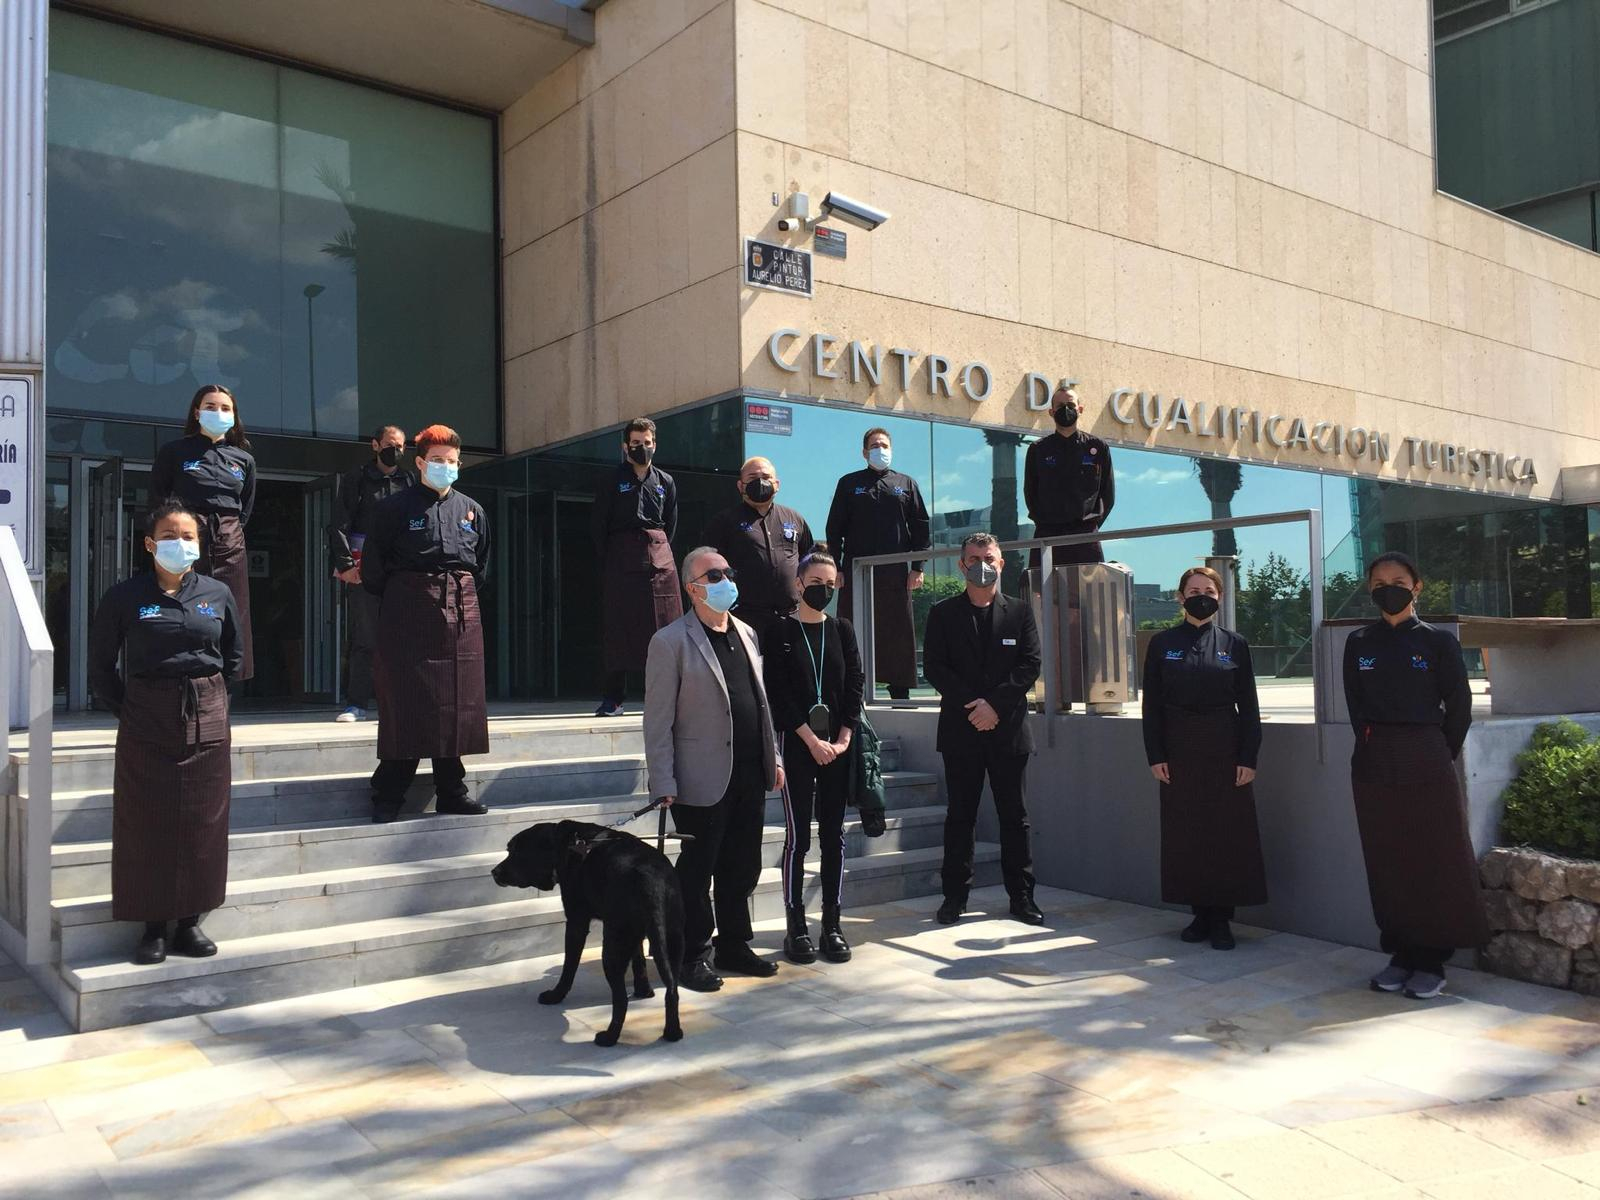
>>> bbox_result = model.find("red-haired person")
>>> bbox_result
[150,384,257,681]
[361,425,491,823]
[1141,566,1265,951]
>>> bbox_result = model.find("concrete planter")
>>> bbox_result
[1478,847,1600,994]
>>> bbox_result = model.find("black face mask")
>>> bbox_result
[744,478,775,503]
[377,445,401,467]
[1371,584,1415,616]
[801,583,834,612]
[1052,404,1078,427]
[1183,594,1219,620]
[627,444,654,466]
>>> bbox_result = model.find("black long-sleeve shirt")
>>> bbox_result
[150,434,257,525]
[825,467,931,574]
[1141,621,1263,768]
[88,571,243,712]
[1023,429,1114,529]
[1343,616,1472,756]
[361,484,490,596]
[591,462,678,551]
[763,615,865,741]
[701,501,814,615]
[330,461,419,573]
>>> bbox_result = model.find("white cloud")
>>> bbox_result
[1126,466,1192,486]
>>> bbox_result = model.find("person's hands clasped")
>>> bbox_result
[965,698,999,731]
[335,566,361,584]
[808,737,838,766]
[1150,762,1171,784]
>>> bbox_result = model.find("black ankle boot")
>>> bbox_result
[171,918,217,958]
[819,905,851,963]
[134,922,167,965]
[1180,913,1210,943]
[784,908,817,964]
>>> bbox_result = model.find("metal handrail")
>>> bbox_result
[849,509,1326,758]
[0,526,53,966]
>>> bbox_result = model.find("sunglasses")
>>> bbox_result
[694,568,737,584]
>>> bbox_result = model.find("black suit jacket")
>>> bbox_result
[921,591,1041,755]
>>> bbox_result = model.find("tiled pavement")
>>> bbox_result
[1,885,1597,1199]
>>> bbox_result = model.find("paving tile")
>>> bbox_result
[859,1168,1069,1199]
[1483,1013,1600,1059]
[1530,1088,1600,1126]
[1303,1111,1525,1181]
[1035,1147,1257,1198]
[1427,1094,1600,1160]
[1545,1150,1600,1187]
[0,1128,116,1185]
[1175,1129,1398,1199]
[0,1100,60,1143]
[92,1116,376,1198]
[48,1058,295,1130]
[557,1067,753,1136]
[1412,1163,1600,1199]
[0,1044,212,1106]
[98,1097,288,1161]
[1253,1076,1453,1128]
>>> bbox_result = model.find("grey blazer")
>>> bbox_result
[644,611,779,806]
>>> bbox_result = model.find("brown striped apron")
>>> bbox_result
[1158,706,1268,908]
[374,569,489,760]
[839,565,917,690]
[601,528,682,674]
[112,674,231,922]
[197,513,254,682]
[1351,723,1490,950]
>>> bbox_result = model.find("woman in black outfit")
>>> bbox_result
[89,500,243,964]
[1344,551,1487,1001]
[150,384,256,682]
[1141,565,1265,951]
[764,549,865,964]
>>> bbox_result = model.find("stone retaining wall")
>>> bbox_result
[1479,847,1600,995]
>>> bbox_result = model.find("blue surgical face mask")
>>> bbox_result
[197,409,234,438]
[423,460,459,490]
[701,578,738,614]
[867,446,892,471]
[151,537,201,573]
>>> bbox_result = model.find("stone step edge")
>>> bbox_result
[49,771,939,860]
[62,842,999,991]
[53,808,954,924]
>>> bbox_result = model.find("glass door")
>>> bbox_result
[302,472,342,703]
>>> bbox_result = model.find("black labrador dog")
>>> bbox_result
[491,820,684,1046]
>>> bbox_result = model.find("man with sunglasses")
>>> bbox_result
[701,457,813,649]
[644,546,786,991]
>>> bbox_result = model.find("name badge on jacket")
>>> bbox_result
[1002,638,1017,646]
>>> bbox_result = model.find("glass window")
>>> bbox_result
[46,12,498,448]
[1502,191,1596,253]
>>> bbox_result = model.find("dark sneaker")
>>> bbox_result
[1179,914,1210,943]
[713,942,779,978]
[680,958,724,992]
[171,924,217,958]
[936,899,964,925]
[1009,897,1045,926]
[1369,964,1411,993]
[1403,971,1446,1000]
[435,796,488,816]
[1209,921,1236,951]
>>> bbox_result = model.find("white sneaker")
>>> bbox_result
[335,706,365,723]
[1403,971,1446,1000]
[1369,964,1411,993]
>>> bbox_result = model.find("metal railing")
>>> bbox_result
[850,509,1326,758]
[0,526,52,966]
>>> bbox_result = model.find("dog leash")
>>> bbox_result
[595,796,691,851]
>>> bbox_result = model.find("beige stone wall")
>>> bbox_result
[499,0,739,452]
[734,0,1600,499]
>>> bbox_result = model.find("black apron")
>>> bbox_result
[1351,724,1490,950]
[198,513,254,682]
[838,565,916,689]
[112,674,231,922]
[1158,706,1268,907]
[601,528,683,674]
[374,570,489,760]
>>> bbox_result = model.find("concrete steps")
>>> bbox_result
[24,716,981,1031]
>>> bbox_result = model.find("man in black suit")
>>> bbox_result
[922,532,1043,926]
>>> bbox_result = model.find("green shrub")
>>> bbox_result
[1499,720,1600,859]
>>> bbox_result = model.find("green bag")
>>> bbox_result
[849,712,887,837]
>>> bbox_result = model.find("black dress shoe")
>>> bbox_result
[679,958,724,992]
[133,933,167,965]
[1179,914,1210,943]
[171,924,218,958]
[1009,897,1045,926]
[371,801,402,824]
[936,899,964,925]
[435,796,488,816]
[713,942,779,977]
[1210,921,1236,951]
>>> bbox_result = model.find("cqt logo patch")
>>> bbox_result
[617,482,633,493]
[1164,649,1185,661]
[195,602,218,619]
[1216,651,1232,664]
[1411,655,1430,670]
[892,486,906,496]
[1081,455,1098,466]
[1357,656,1377,671]
[138,605,161,620]
[182,459,204,472]
[408,517,427,531]
[1043,455,1057,466]
[854,486,868,495]
[782,523,796,541]
[227,464,245,481]
[459,517,475,530]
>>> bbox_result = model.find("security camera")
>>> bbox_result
[818,191,890,231]
[777,192,810,233]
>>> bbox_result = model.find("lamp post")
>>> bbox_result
[303,283,325,436]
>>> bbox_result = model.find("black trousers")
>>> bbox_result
[345,583,381,709]
[370,757,468,805]
[602,669,630,705]
[1381,929,1454,976]
[941,742,1033,903]
[1028,521,1105,574]
[670,758,767,961]
[1192,905,1235,923]
[781,736,849,911]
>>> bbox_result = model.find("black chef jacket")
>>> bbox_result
[701,501,814,614]
[1023,430,1115,529]
[329,461,419,573]
[591,461,678,549]
[361,484,490,595]
[825,467,931,574]
[88,571,243,712]
[151,434,256,524]
[1141,621,1263,768]
[1343,616,1471,756]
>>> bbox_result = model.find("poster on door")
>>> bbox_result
[0,376,38,574]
